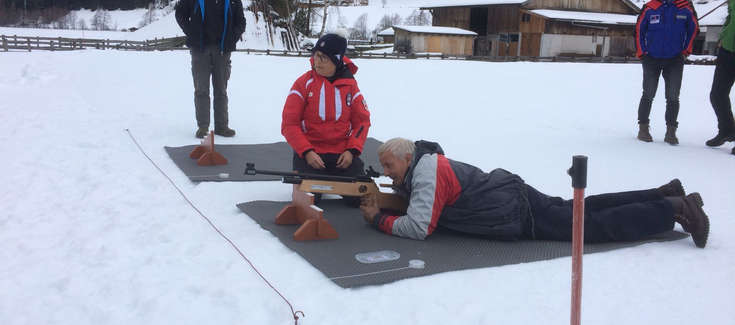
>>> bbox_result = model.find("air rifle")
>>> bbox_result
[245,162,407,213]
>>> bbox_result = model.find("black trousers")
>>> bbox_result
[638,55,684,126]
[709,47,735,134]
[291,152,365,176]
[524,185,675,243]
[191,45,232,129]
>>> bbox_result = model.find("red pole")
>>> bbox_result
[568,155,587,325]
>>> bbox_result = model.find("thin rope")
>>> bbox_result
[328,266,413,280]
[125,129,304,324]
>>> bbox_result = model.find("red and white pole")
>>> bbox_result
[568,155,587,325]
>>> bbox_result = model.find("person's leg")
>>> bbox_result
[531,190,674,242]
[707,48,735,146]
[212,49,233,135]
[662,56,684,127]
[638,58,663,125]
[191,48,212,131]
[584,189,663,212]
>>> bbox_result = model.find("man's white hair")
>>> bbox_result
[378,137,415,158]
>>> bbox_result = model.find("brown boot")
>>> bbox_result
[637,123,653,142]
[657,179,685,197]
[664,125,679,145]
[668,193,710,248]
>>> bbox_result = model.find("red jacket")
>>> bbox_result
[281,56,371,157]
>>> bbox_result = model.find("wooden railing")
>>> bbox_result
[1,34,714,65]
[0,34,186,51]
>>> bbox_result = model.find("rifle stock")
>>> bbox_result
[245,163,407,213]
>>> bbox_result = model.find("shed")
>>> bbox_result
[393,25,477,56]
[377,27,395,43]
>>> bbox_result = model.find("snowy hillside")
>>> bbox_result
[1,49,733,324]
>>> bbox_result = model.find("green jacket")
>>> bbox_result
[721,0,735,52]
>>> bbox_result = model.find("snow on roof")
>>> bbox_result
[419,0,527,9]
[393,25,478,36]
[377,28,394,36]
[529,9,638,25]
[696,0,728,26]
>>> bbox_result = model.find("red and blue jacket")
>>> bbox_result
[282,57,371,157]
[636,0,698,58]
[373,141,530,240]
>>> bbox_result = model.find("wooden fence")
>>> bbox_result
[0,35,185,52]
[1,34,714,65]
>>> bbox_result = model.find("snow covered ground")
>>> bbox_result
[1,50,733,325]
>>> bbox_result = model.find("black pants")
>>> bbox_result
[709,47,735,134]
[525,185,675,243]
[638,55,684,126]
[292,152,365,176]
[191,45,232,129]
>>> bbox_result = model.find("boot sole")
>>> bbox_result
[688,193,709,248]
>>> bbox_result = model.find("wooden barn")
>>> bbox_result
[392,25,477,56]
[421,0,641,57]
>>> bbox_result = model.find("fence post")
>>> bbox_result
[27,37,31,52]
[2,35,7,51]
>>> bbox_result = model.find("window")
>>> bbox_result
[522,13,531,22]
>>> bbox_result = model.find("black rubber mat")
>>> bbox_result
[237,200,689,288]
[164,138,384,182]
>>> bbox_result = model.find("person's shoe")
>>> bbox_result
[214,127,236,137]
[732,146,735,155]
[637,123,653,142]
[705,130,735,147]
[671,193,710,248]
[664,125,679,145]
[658,179,685,197]
[195,127,208,139]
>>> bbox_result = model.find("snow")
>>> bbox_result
[698,0,729,26]
[393,25,477,35]
[1,48,735,324]
[377,27,394,36]
[530,9,638,25]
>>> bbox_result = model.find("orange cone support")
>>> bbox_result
[190,131,227,166]
[275,184,338,241]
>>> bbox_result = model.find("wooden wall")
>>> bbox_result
[523,0,638,14]
[544,21,634,37]
[487,5,522,34]
[431,7,471,30]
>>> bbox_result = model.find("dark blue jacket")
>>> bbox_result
[636,0,698,58]
[175,0,246,52]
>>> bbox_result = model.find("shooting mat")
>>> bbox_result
[164,137,384,182]
[237,199,689,288]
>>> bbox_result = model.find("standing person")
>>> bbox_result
[706,0,735,155]
[175,0,246,138]
[635,0,698,144]
[360,138,710,248]
[281,33,372,204]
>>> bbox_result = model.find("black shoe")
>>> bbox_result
[195,127,208,139]
[658,179,685,197]
[705,130,735,147]
[732,146,735,155]
[214,127,236,137]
